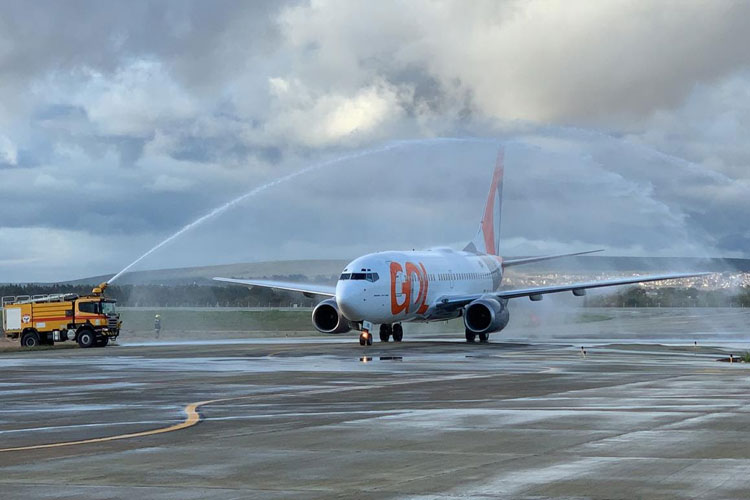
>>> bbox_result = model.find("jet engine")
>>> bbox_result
[312,299,352,334]
[463,296,510,334]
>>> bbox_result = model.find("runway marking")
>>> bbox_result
[0,371,542,453]
[0,396,243,453]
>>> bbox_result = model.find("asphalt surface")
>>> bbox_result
[2,310,750,499]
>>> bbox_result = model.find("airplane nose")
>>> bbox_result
[336,283,364,321]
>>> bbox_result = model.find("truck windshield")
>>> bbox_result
[102,302,117,315]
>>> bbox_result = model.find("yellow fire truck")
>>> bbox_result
[1,282,121,348]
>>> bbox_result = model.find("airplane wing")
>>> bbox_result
[213,277,336,297]
[502,249,604,267]
[435,272,711,310]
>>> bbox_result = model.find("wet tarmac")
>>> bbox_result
[2,313,750,499]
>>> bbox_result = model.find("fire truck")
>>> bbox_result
[1,282,121,348]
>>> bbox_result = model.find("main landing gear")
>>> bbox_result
[465,329,489,343]
[378,323,403,343]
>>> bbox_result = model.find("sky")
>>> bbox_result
[2,0,750,282]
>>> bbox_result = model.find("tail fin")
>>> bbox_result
[464,149,504,255]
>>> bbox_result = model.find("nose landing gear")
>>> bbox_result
[359,331,373,346]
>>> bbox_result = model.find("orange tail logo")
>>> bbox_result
[390,261,429,315]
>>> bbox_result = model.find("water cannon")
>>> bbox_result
[92,282,109,296]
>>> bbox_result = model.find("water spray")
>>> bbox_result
[107,137,497,284]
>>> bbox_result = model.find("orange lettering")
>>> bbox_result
[417,263,429,314]
[390,262,410,315]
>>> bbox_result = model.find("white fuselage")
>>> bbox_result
[336,248,504,324]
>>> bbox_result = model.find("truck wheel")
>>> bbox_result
[95,337,109,347]
[77,329,96,348]
[21,331,41,348]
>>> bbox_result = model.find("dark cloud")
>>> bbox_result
[1,1,749,281]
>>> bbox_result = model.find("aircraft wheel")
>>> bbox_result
[359,332,373,346]
[379,324,391,342]
[478,332,489,343]
[392,324,403,342]
[465,330,476,343]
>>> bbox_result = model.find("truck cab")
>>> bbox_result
[73,297,121,346]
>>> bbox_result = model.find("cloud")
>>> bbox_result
[265,78,406,146]
[148,174,195,193]
[0,227,156,282]
[0,134,17,165]
[0,1,749,281]
[278,0,750,124]
[40,60,198,137]
[629,73,750,177]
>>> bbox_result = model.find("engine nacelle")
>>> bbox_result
[312,299,351,334]
[463,296,510,334]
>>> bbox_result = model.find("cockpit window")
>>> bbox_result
[346,272,380,282]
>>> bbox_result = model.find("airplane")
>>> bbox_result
[215,150,708,345]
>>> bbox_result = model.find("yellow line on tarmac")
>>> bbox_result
[0,372,495,453]
[0,396,243,453]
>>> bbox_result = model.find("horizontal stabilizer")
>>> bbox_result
[502,249,604,268]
